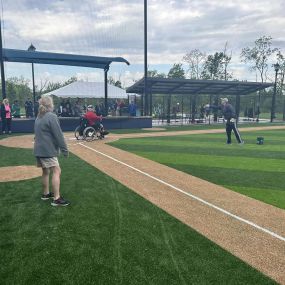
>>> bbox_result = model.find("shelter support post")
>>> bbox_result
[181,95,184,125]
[235,94,241,123]
[144,83,148,116]
[104,68,108,116]
[256,90,261,122]
[31,63,36,108]
[283,97,285,121]
[189,95,191,124]
[149,87,152,116]
[140,93,144,116]
[167,94,171,124]
[213,96,218,122]
[191,95,196,123]
[162,96,165,123]
[209,95,213,125]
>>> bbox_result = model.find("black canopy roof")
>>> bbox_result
[2,48,130,70]
[126,77,273,96]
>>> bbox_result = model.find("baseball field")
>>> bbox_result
[0,124,284,284]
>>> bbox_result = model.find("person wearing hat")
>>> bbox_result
[83,105,109,137]
[205,98,243,144]
[84,105,103,128]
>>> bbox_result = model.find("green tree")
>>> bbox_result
[168,63,185,79]
[201,52,225,80]
[240,36,278,83]
[222,42,232,80]
[182,49,206,79]
[5,77,32,105]
[241,36,278,119]
[147,69,166,78]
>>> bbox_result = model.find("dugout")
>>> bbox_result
[127,77,273,124]
[1,48,129,115]
[0,49,152,132]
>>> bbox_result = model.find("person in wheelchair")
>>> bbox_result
[83,105,109,138]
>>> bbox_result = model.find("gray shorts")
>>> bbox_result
[36,157,59,168]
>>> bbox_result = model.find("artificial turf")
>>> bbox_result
[109,122,285,134]
[109,129,285,210]
[0,143,276,284]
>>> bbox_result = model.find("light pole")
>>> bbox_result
[28,43,36,110]
[271,63,280,123]
[144,0,148,116]
[0,17,6,99]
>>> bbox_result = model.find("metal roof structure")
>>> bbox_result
[2,48,130,70]
[126,77,273,96]
[0,48,130,113]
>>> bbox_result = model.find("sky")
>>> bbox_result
[1,0,285,88]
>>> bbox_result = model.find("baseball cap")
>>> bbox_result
[87,105,94,110]
[221,98,228,103]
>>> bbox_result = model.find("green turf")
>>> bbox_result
[109,129,285,209]
[109,122,285,134]
[0,144,276,284]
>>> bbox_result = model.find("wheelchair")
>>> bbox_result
[74,117,106,142]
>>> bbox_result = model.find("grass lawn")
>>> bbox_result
[0,142,276,284]
[109,129,285,210]
[109,122,285,134]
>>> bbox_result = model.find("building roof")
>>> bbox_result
[126,77,273,96]
[44,81,128,99]
[2,48,130,70]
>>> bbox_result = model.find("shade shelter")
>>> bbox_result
[126,77,273,122]
[44,81,128,99]
[0,48,130,114]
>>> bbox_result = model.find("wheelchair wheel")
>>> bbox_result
[83,126,96,141]
[74,126,82,140]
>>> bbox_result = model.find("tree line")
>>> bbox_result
[147,36,285,118]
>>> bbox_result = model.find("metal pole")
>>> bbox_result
[271,68,278,122]
[181,95,184,125]
[104,68,108,116]
[283,97,285,121]
[167,94,171,124]
[0,18,6,99]
[32,63,36,107]
[149,87,152,116]
[236,94,241,124]
[256,90,260,122]
[27,44,36,110]
[144,0,148,116]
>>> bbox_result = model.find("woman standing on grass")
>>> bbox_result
[34,96,70,206]
[1,99,12,134]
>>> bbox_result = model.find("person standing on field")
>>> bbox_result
[34,96,70,206]
[1,99,12,134]
[205,97,243,145]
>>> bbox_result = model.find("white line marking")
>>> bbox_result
[78,142,285,242]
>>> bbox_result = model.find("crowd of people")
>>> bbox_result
[0,96,137,134]
[57,98,137,117]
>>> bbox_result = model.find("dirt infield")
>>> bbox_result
[0,165,41,182]
[1,125,285,284]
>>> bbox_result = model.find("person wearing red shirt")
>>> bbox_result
[82,105,109,139]
[84,105,102,129]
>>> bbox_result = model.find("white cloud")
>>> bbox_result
[1,0,285,86]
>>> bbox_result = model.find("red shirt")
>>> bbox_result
[84,111,102,126]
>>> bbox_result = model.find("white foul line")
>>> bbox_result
[79,142,285,243]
